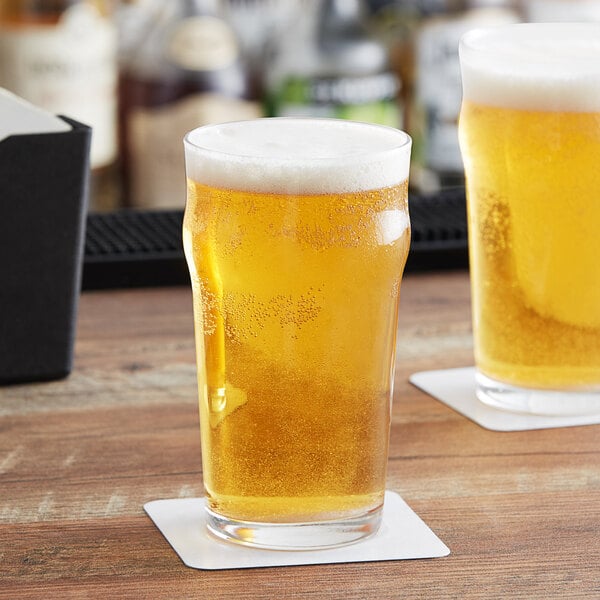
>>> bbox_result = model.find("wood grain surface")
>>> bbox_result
[1,272,599,599]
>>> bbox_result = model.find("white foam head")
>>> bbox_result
[460,23,600,112]
[184,118,411,194]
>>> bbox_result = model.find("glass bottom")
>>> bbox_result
[476,371,600,416]
[205,505,383,551]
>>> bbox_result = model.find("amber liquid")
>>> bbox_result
[183,181,410,522]
[460,101,600,389]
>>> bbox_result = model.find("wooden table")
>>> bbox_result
[2,271,599,599]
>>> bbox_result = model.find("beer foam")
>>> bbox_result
[460,23,600,112]
[184,118,411,194]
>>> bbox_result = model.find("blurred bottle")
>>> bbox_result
[222,0,301,99]
[367,1,424,141]
[0,0,119,211]
[266,0,402,128]
[412,0,520,193]
[523,0,600,22]
[115,0,162,64]
[119,0,261,209]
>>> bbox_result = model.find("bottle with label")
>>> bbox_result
[115,0,162,63]
[119,0,261,209]
[266,0,402,128]
[221,0,301,98]
[412,0,520,192]
[0,0,119,211]
[367,0,425,142]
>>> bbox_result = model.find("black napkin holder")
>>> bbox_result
[0,117,91,384]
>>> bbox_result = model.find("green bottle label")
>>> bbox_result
[268,73,402,128]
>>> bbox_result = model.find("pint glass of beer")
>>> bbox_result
[459,24,600,415]
[183,118,411,549]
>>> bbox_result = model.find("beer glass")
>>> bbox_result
[458,24,600,415]
[183,118,411,549]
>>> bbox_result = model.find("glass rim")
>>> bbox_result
[183,117,412,164]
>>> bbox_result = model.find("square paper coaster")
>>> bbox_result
[410,367,600,432]
[144,491,449,570]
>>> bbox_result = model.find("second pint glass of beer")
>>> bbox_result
[183,118,411,549]
[459,24,600,415]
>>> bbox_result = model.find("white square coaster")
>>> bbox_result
[410,367,600,432]
[144,491,450,570]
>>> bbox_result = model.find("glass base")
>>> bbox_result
[476,372,600,417]
[205,505,383,551]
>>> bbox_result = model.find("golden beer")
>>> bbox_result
[461,103,600,388]
[459,24,600,412]
[183,118,411,547]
